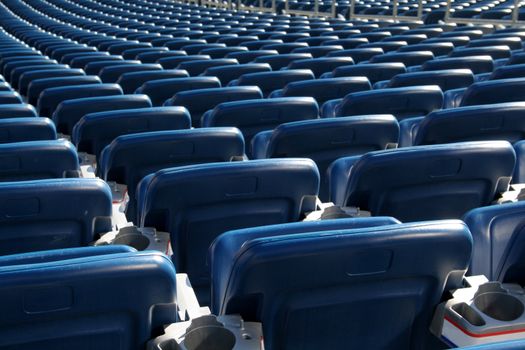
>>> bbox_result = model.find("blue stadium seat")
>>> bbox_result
[27,76,102,106]
[226,50,279,64]
[83,60,141,76]
[384,69,474,91]
[322,85,443,120]
[202,63,271,86]
[422,56,494,75]
[99,127,245,223]
[329,141,515,221]
[177,58,238,76]
[157,55,211,69]
[200,46,248,59]
[404,102,525,147]
[72,106,191,158]
[0,249,177,349]
[261,42,309,54]
[136,50,186,63]
[252,115,399,200]
[211,220,472,350]
[464,201,525,284]
[489,64,525,80]
[328,62,406,83]
[369,51,435,67]
[116,69,189,94]
[292,45,344,58]
[52,94,152,135]
[458,78,525,107]
[0,139,78,180]
[253,53,313,70]
[399,42,455,56]
[450,46,512,60]
[69,54,123,69]
[18,68,86,96]
[37,84,123,118]
[122,47,168,60]
[0,178,112,254]
[202,97,319,156]
[230,69,315,97]
[287,57,354,78]
[136,76,221,106]
[269,77,372,105]
[0,91,22,105]
[99,63,163,83]
[0,118,56,144]
[136,158,319,296]
[0,104,37,119]
[164,86,263,127]
[327,48,385,63]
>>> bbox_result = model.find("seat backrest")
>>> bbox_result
[0,117,56,144]
[336,85,443,120]
[99,63,162,83]
[201,97,319,156]
[331,62,406,83]
[165,86,263,127]
[99,127,245,222]
[287,57,354,78]
[136,76,221,106]
[369,51,435,67]
[415,102,525,145]
[177,58,238,76]
[330,141,515,221]
[399,42,455,56]
[253,115,399,200]
[490,64,525,80]
[116,69,189,94]
[225,50,279,64]
[275,77,371,105]
[0,104,37,119]
[388,69,474,91]
[0,250,177,349]
[460,78,525,107]
[233,69,315,97]
[18,68,86,96]
[327,47,384,63]
[202,63,271,86]
[83,60,141,75]
[0,178,112,255]
[463,201,525,284]
[137,158,319,287]
[73,106,191,158]
[212,220,472,350]
[27,76,102,106]
[52,94,152,135]
[422,56,494,74]
[37,83,123,118]
[0,140,79,181]
[449,45,511,60]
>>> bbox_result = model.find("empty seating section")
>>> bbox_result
[1,0,525,348]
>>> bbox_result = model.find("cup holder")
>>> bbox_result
[113,226,150,251]
[474,292,524,322]
[182,315,236,350]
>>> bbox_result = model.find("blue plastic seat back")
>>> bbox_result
[212,220,472,350]
[253,53,312,70]
[450,46,512,60]
[177,58,238,76]
[334,85,444,120]
[19,68,86,96]
[73,106,191,158]
[232,70,315,97]
[468,37,523,50]
[99,63,163,83]
[202,63,271,86]
[136,50,186,63]
[0,178,112,254]
[165,86,263,127]
[202,97,319,155]
[0,91,22,105]
[0,140,78,181]
[327,48,384,63]
[369,51,435,67]
[415,102,525,145]
[69,54,123,69]
[331,62,406,83]
[61,52,113,66]
[388,69,474,91]
[99,128,245,222]
[287,57,354,78]
[84,59,141,75]
[116,69,189,94]
[330,141,515,221]
[254,115,399,200]
[422,56,494,75]
[37,83,123,118]
[27,76,102,106]
[157,55,211,69]
[137,76,221,106]
[490,64,525,80]
[53,94,152,135]
[399,42,455,56]
[137,158,319,288]
[460,78,525,107]
[225,50,279,64]
[0,118,56,144]
[464,201,525,284]
[0,250,176,349]
[0,104,37,119]
[273,77,371,105]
